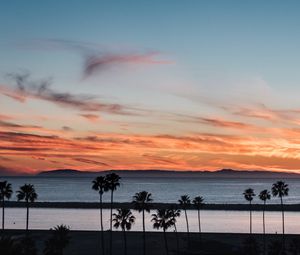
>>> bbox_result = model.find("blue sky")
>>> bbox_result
[2,0,300,86]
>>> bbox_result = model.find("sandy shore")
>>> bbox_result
[4,201,300,211]
[2,229,297,255]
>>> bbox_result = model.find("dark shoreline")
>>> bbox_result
[2,230,299,255]
[4,201,300,211]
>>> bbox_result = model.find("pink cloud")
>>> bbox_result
[79,114,100,122]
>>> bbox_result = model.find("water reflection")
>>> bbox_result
[5,208,300,234]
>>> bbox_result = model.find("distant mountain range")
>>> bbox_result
[35,168,300,178]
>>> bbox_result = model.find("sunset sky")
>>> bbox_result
[2,1,300,174]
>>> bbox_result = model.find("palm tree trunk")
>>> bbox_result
[163,229,169,255]
[123,229,127,255]
[263,201,266,255]
[142,209,146,255]
[280,196,285,247]
[2,198,4,230]
[26,202,29,232]
[100,194,105,255]
[197,209,201,233]
[109,191,114,255]
[198,208,202,243]
[184,209,189,232]
[249,201,252,234]
[174,224,179,255]
[184,208,190,244]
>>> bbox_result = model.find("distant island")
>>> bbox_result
[35,168,300,178]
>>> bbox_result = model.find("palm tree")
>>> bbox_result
[17,184,38,232]
[151,209,173,255]
[92,176,109,254]
[132,191,152,255]
[106,173,121,255]
[259,189,271,255]
[193,196,204,237]
[168,207,181,255]
[0,181,13,230]
[112,208,135,255]
[243,188,255,234]
[272,181,289,243]
[178,195,191,237]
[44,224,71,255]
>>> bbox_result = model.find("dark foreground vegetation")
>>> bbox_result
[2,230,300,255]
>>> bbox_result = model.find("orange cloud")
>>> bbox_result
[1,128,300,173]
[197,117,260,131]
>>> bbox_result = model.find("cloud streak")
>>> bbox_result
[24,39,172,78]
[0,72,144,116]
[73,157,109,166]
[84,52,172,77]
[23,39,174,77]
[2,129,300,173]
[79,114,100,122]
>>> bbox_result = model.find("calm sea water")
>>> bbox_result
[3,177,300,234]
[2,176,300,204]
[4,208,300,234]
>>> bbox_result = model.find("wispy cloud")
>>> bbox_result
[0,72,144,116]
[24,39,172,78]
[0,119,42,130]
[225,104,300,127]
[79,114,100,122]
[0,114,14,121]
[62,126,73,132]
[142,153,178,166]
[228,104,285,121]
[0,114,72,135]
[2,130,300,172]
[73,157,109,166]
[197,117,257,130]
[84,52,172,77]
[166,112,263,132]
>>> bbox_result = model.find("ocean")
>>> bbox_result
[3,208,300,234]
[1,176,299,204]
[2,176,300,233]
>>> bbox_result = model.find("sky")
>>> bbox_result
[1,1,300,174]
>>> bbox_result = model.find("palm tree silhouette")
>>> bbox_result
[243,188,255,234]
[0,181,13,230]
[272,181,289,245]
[92,176,109,254]
[106,173,121,255]
[193,196,204,237]
[112,208,135,255]
[259,189,271,255]
[151,209,173,255]
[178,195,191,238]
[44,224,71,255]
[132,191,153,255]
[16,184,38,232]
[168,207,181,255]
